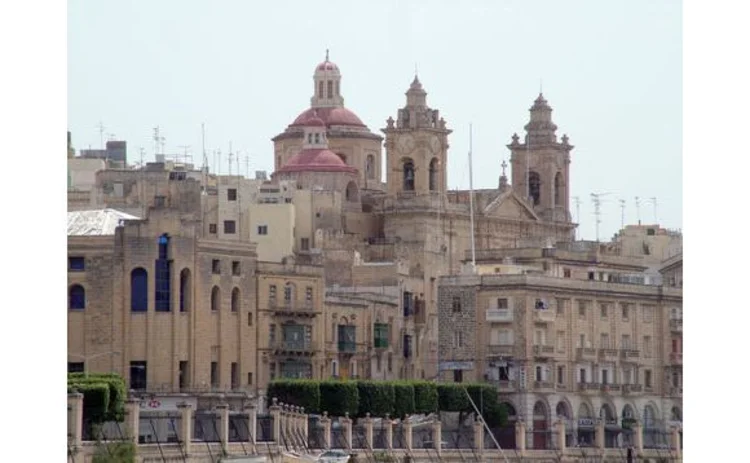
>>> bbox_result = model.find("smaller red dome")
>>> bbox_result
[276,148,358,174]
[316,60,339,72]
[306,112,326,127]
[291,107,366,128]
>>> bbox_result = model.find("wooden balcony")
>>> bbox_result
[598,348,619,362]
[533,309,556,323]
[576,347,597,362]
[670,318,683,333]
[620,349,641,362]
[487,344,514,356]
[486,309,513,323]
[670,352,683,366]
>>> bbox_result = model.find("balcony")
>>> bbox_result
[622,384,643,395]
[533,310,556,323]
[670,352,683,366]
[486,309,513,323]
[670,318,683,333]
[338,341,357,354]
[270,340,317,357]
[577,382,601,394]
[489,380,517,392]
[270,300,317,318]
[487,344,514,356]
[669,386,683,397]
[600,384,621,393]
[533,345,555,358]
[620,349,641,362]
[533,381,555,392]
[576,347,597,362]
[598,348,619,362]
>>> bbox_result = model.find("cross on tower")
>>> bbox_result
[501,160,508,177]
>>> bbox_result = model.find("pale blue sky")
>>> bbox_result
[68,0,682,241]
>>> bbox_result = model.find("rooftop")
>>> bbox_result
[67,209,140,236]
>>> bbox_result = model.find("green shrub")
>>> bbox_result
[92,440,136,463]
[267,379,321,413]
[320,381,359,417]
[391,382,415,419]
[75,382,111,424]
[413,382,438,414]
[357,381,394,418]
[70,374,127,421]
[437,384,468,412]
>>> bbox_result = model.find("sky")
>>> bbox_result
[68,0,682,242]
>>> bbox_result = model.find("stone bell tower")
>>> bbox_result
[509,93,573,222]
[383,76,452,196]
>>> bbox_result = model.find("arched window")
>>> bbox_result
[403,159,415,191]
[345,181,359,202]
[131,268,148,312]
[155,234,171,312]
[643,405,656,428]
[314,133,320,144]
[179,268,191,312]
[529,171,541,205]
[365,155,375,179]
[231,287,240,312]
[327,80,333,98]
[318,81,324,98]
[429,158,439,191]
[335,81,340,97]
[211,286,221,312]
[69,284,85,310]
[556,401,570,418]
[284,283,295,305]
[554,172,563,206]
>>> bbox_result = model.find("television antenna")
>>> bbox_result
[649,197,658,224]
[635,196,641,224]
[590,192,612,242]
[177,145,192,165]
[153,126,166,156]
[619,199,626,230]
[96,121,106,149]
[573,196,582,240]
[228,142,234,176]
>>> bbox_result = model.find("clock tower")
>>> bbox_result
[383,76,451,196]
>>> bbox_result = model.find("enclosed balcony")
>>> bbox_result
[486,309,513,323]
[598,348,619,362]
[533,344,555,358]
[270,299,318,318]
[487,344,514,356]
[338,325,357,354]
[373,323,389,349]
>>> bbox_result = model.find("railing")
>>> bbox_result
[670,318,683,332]
[576,347,597,361]
[269,300,317,317]
[599,348,619,361]
[533,381,554,391]
[670,352,683,365]
[533,310,556,323]
[600,383,621,393]
[669,386,683,397]
[623,384,643,394]
[487,344,514,356]
[270,340,317,355]
[487,380,517,392]
[577,382,601,393]
[620,349,641,361]
[533,345,555,356]
[486,309,513,322]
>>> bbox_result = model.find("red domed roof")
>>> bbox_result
[306,112,326,127]
[291,107,366,128]
[316,60,339,72]
[276,148,358,174]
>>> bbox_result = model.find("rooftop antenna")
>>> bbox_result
[228,142,234,176]
[177,145,191,165]
[573,196,581,239]
[590,192,612,242]
[152,126,165,157]
[96,121,106,149]
[635,196,642,225]
[468,123,477,273]
[619,199,626,231]
[649,197,658,224]
[245,155,250,179]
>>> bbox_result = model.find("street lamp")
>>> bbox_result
[68,351,121,377]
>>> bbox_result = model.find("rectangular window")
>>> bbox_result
[451,296,461,313]
[535,366,542,382]
[247,312,252,326]
[672,371,680,388]
[602,369,609,385]
[622,334,631,349]
[621,304,630,320]
[644,336,653,357]
[387,353,393,372]
[556,299,565,315]
[179,361,188,390]
[210,362,219,388]
[155,258,171,312]
[306,287,313,303]
[154,196,166,207]
[227,188,237,201]
[453,330,463,348]
[284,285,293,302]
[231,362,239,389]
[68,256,85,272]
[579,368,586,383]
[232,261,241,276]
[600,304,608,319]
[453,370,463,383]
[579,334,586,348]
[557,366,564,384]
[600,333,610,349]
[327,80,333,98]
[496,298,508,309]
[374,323,389,348]
[247,372,253,385]
[623,368,632,385]
[556,331,565,351]
[644,369,653,388]
[563,268,571,278]
[211,259,220,275]
[257,225,268,235]
[642,305,653,323]
[578,301,587,318]
[301,238,310,251]
[269,285,277,301]
[68,362,84,373]
[269,324,276,346]
[130,361,147,390]
[588,271,595,281]
[224,220,236,234]
[209,223,217,234]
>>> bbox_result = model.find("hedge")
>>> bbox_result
[391,382,415,419]
[437,383,469,412]
[413,382,438,414]
[357,381,394,418]
[267,379,321,413]
[74,382,111,423]
[68,373,127,423]
[319,381,359,417]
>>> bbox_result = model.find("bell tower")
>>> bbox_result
[310,49,344,108]
[508,93,573,222]
[383,76,451,196]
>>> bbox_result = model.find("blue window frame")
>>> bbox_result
[68,256,85,272]
[69,284,85,310]
[131,268,148,312]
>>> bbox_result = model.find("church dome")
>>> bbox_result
[316,60,340,72]
[291,107,366,128]
[276,148,357,174]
